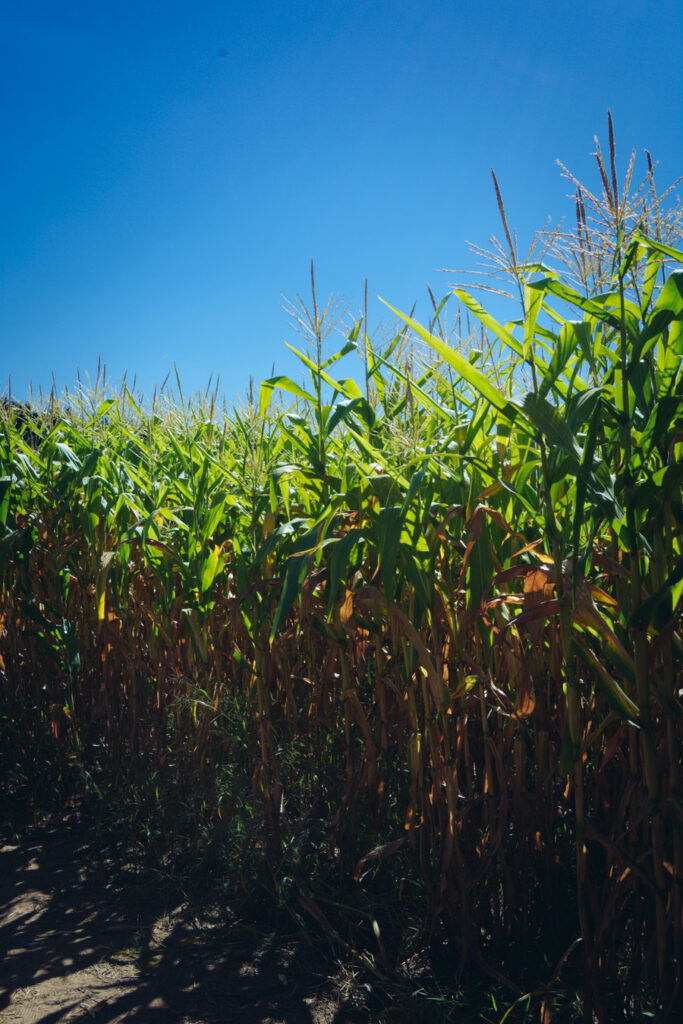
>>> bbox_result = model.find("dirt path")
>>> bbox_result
[0,816,367,1023]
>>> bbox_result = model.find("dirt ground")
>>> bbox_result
[0,815,370,1024]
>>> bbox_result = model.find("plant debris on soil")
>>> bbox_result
[0,811,371,1024]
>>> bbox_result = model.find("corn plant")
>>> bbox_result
[1,126,680,1020]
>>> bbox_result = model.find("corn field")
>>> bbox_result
[1,130,682,1020]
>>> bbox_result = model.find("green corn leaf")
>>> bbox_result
[401,468,426,517]
[659,320,683,397]
[0,477,11,532]
[529,277,623,329]
[96,550,116,621]
[565,386,603,434]
[382,300,520,419]
[467,513,494,614]
[326,527,363,617]
[369,349,461,423]
[539,321,591,399]
[522,392,581,459]
[451,289,524,357]
[200,544,224,594]
[523,283,545,361]
[572,397,602,595]
[377,505,402,606]
[401,551,432,625]
[270,550,314,641]
[324,398,373,437]
[201,494,227,544]
[282,343,356,398]
[342,422,410,490]
[629,272,683,370]
[55,441,81,471]
[259,376,316,417]
[633,233,683,264]
[630,557,683,631]
[91,398,117,423]
[167,431,191,475]
[641,247,663,315]
[639,396,683,455]
[321,340,357,370]
[573,636,640,725]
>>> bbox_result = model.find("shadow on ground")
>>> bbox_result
[0,814,368,1023]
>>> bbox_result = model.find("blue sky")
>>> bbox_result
[2,1,682,405]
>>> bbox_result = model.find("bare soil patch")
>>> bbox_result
[0,814,369,1024]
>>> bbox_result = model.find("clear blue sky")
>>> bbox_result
[2,1,682,404]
